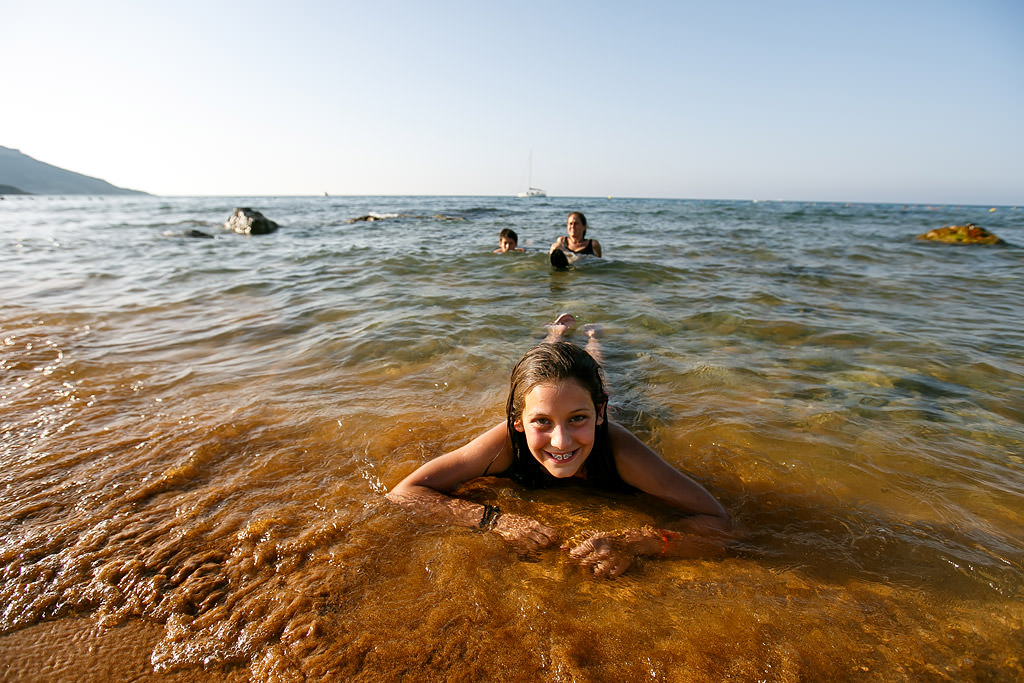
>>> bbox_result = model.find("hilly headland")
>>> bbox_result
[0,146,147,195]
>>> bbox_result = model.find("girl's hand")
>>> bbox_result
[567,528,661,578]
[492,513,559,555]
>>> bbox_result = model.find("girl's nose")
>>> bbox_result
[550,425,571,449]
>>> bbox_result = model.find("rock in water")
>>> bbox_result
[917,223,1004,245]
[224,207,280,235]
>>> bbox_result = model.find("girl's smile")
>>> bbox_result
[514,379,604,478]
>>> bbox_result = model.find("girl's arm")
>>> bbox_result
[386,423,558,553]
[590,238,603,257]
[567,423,731,577]
[549,236,567,253]
[609,423,728,526]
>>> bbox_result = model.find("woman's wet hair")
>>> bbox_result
[506,341,608,435]
[568,211,588,237]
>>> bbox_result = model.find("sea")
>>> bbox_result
[1,194,1022,681]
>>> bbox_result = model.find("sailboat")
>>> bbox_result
[516,152,547,198]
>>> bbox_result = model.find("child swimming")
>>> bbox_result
[494,228,525,253]
[386,329,730,578]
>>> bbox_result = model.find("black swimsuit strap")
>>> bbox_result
[567,239,592,255]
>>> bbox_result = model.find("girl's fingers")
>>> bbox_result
[568,539,595,559]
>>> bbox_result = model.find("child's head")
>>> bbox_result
[497,228,519,253]
[507,342,609,478]
[567,212,587,239]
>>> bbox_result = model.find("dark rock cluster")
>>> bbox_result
[224,207,280,235]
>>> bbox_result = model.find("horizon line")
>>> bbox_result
[3,192,1020,208]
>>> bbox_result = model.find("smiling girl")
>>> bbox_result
[386,340,730,578]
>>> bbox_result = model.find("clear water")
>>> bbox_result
[1,195,1022,680]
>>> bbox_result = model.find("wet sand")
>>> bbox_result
[0,618,245,682]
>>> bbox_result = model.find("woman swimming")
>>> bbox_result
[549,211,603,259]
[386,332,731,578]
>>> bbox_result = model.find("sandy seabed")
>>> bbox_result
[0,618,245,682]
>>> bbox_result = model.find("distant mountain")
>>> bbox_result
[0,146,148,195]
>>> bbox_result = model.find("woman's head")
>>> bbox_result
[507,342,608,478]
[567,212,588,239]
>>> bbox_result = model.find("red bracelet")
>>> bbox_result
[659,529,681,556]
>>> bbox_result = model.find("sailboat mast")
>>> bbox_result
[516,150,546,197]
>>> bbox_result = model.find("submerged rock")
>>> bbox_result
[224,207,279,235]
[346,213,466,223]
[916,223,1004,245]
[161,228,215,239]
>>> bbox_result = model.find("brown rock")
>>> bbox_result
[916,223,1004,245]
[224,207,279,235]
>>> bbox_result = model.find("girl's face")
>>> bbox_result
[513,379,604,478]
[567,214,586,242]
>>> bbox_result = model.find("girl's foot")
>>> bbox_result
[582,323,604,366]
[553,313,576,329]
[545,313,576,341]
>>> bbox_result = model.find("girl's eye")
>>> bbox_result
[569,415,588,423]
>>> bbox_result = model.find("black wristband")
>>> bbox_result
[478,504,502,530]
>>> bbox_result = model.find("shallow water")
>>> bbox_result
[1,195,1023,680]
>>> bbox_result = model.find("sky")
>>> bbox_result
[3,0,1022,203]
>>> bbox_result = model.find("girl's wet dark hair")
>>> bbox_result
[506,341,609,472]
